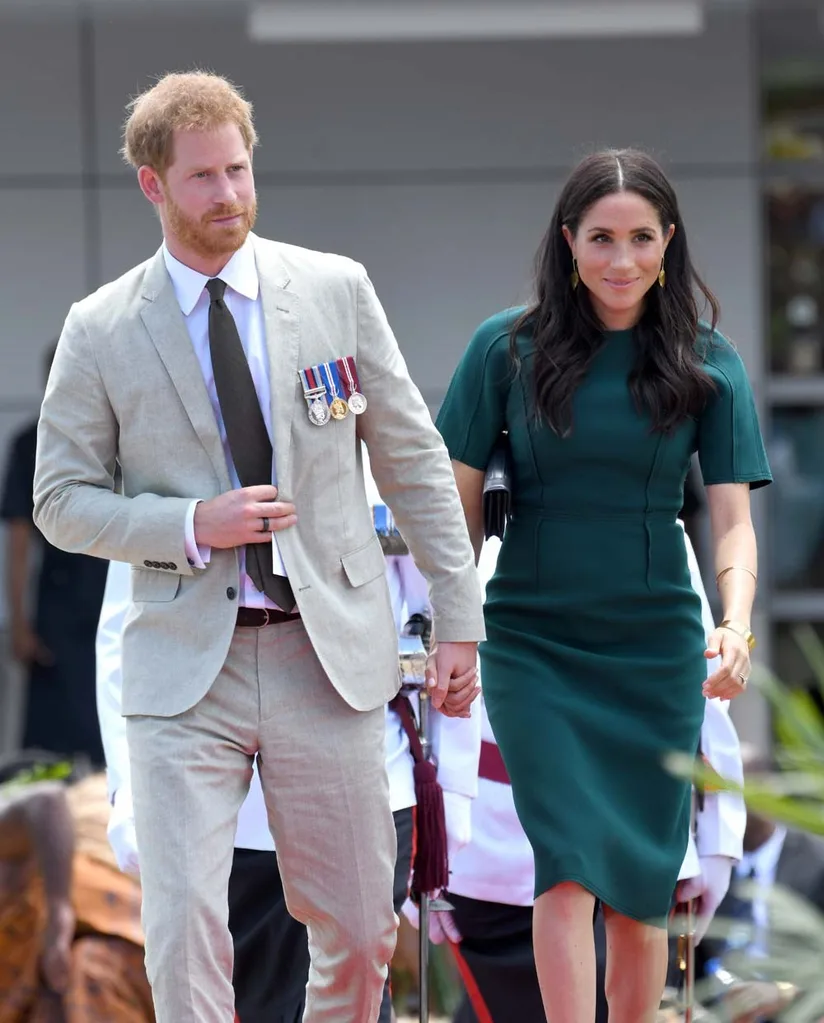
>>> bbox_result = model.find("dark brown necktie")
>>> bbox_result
[206,277,295,611]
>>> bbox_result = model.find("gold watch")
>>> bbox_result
[719,619,756,651]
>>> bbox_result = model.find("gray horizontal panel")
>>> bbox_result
[0,15,84,174]
[0,191,87,400]
[91,7,755,176]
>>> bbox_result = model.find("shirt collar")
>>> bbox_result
[739,825,787,880]
[162,236,259,316]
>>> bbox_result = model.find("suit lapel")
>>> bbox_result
[140,249,231,490]
[256,239,300,493]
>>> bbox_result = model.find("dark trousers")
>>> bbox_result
[449,894,546,1023]
[228,807,415,1023]
[449,897,616,1023]
[450,896,686,1023]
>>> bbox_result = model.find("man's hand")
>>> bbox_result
[675,854,734,943]
[11,620,53,666]
[401,897,462,945]
[193,485,297,549]
[427,641,479,718]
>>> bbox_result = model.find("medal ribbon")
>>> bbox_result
[345,356,362,394]
[319,362,342,400]
[336,356,362,398]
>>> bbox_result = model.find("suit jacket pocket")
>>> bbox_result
[131,567,181,602]
[340,536,386,588]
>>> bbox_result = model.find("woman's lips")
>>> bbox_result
[603,278,640,289]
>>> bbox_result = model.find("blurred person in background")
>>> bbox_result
[1,344,107,765]
[697,751,824,1022]
[437,148,771,1022]
[96,448,481,1023]
[0,751,151,1023]
[405,528,745,1023]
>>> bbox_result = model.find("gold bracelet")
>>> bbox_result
[716,565,758,589]
[719,619,756,651]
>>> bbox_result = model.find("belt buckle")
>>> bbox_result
[258,608,271,628]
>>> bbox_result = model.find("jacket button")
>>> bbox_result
[144,560,152,568]
[227,587,237,600]
[168,562,177,571]
[159,562,169,570]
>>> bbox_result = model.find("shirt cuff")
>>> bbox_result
[184,500,211,569]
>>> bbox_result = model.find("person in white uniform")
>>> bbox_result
[97,458,481,1023]
[406,528,745,1023]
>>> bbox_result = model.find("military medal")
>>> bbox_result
[321,361,349,421]
[299,367,331,426]
[337,356,368,415]
[308,397,331,426]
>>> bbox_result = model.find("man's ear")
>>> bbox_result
[137,166,164,207]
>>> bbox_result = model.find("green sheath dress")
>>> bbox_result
[436,310,771,922]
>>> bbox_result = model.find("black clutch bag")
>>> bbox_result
[482,433,512,540]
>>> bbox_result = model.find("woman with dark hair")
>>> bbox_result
[436,149,771,1022]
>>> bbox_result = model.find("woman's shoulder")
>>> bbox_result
[471,306,528,346]
[697,324,745,369]
[465,306,531,365]
[696,325,755,397]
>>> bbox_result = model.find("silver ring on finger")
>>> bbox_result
[260,516,270,533]
[738,672,748,687]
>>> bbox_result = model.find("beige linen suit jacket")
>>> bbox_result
[34,235,484,717]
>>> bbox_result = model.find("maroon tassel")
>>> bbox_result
[389,693,450,897]
[410,758,449,898]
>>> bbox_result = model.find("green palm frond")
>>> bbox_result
[666,624,824,1018]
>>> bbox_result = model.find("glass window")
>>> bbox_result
[767,186,824,375]
[772,622,824,724]
[762,6,824,161]
[769,407,824,590]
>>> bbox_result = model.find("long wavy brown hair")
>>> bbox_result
[511,148,719,436]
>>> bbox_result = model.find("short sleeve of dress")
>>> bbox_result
[435,310,518,471]
[696,332,772,490]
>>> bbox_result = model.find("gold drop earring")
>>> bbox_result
[571,258,580,291]
[658,258,666,288]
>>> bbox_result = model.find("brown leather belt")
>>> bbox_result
[236,607,301,628]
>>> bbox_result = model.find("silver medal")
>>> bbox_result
[347,391,368,415]
[308,397,331,426]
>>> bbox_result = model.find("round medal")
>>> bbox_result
[308,398,331,426]
[329,397,349,420]
[347,391,368,415]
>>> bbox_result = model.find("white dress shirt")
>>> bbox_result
[362,444,480,817]
[735,825,787,955]
[163,240,288,608]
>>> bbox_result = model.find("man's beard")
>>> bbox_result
[164,193,258,259]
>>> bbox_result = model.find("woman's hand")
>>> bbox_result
[703,626,750,700]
